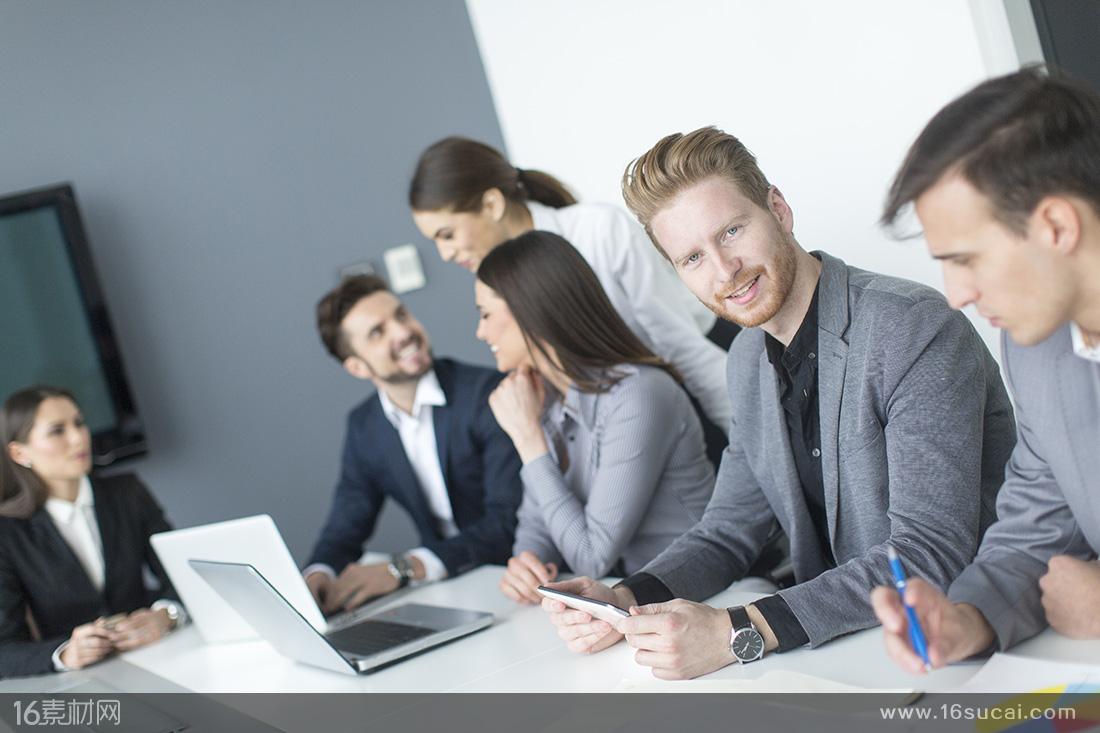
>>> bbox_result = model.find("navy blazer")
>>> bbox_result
[308,358,523,577]
[0,473,178,678]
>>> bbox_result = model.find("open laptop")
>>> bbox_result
[190,559,492,674]
[151,515,407,643]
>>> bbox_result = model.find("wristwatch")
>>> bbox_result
[387,554,415,589]
[727,606,764,663]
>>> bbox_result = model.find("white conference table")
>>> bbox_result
[42,564,1097,695]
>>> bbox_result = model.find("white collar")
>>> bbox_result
[1070,322,1100,363]
[378,369,446,425]
[44,475,94,524]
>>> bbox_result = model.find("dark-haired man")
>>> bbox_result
[540,126,1017,679]
[872,68,1100,671]
[304,275,522,612]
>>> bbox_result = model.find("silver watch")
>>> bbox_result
[387,554,415,588]
[727,606,764,663]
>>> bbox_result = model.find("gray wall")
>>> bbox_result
[0,1,505,560]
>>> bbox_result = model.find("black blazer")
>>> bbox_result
[0,473,177,678]
[308,358,523,577]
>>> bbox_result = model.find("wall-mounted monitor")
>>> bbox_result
[0,183,146,465]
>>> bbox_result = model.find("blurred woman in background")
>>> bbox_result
[0,385,183,677]
[474,232,715,603]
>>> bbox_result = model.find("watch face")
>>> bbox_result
[732,628,764,661]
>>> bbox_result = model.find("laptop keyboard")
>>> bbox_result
[326,620,435,657]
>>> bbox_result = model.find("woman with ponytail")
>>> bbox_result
[408,137,734,467]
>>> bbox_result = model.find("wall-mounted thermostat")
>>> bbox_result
[384,244,427,293]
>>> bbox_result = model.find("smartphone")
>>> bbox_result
[537,586,631,625]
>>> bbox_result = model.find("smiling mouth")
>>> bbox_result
[394,340,422,360]
[489,345,499,354]
[726,275,760,299]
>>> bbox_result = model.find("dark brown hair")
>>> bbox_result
[882,66,1100,236]
[0,385,80,519]
[408,136,577,213]
[477,230,679,393]
[316,274,390,361]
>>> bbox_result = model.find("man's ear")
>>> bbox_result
[342,355,373,381]
[1030,195,1083,257]
[767,186,795,234]
[482,187,507,222]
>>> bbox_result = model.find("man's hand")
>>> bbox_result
[107,608,174,652]
[60,619,114,669]
[540,577,632,654]
[870,577,995,674]
[620,599,734,680]
[326,562,399,613]
[1040,555,1100,639]
[305,571,334,609]
[499,551,557,605]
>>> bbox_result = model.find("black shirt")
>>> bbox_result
[763,283,835,570]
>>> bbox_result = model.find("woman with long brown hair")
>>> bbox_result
[474,231,715,604]
[409,136,733,469]
[0,386,182,677]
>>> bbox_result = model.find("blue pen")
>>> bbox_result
[887,545,932,672]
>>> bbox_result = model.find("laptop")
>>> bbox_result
[189,559,493,674]
[151,515,407,643]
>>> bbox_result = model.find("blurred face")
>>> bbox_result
[475,280,534,372]
[7,397,92,486]
[413,204,510,273]
[650,176,798,330]
[915,174,1076,346]
[340,291,433,384]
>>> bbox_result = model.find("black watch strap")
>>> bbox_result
[389,554,413,588]
[727,605,752,631]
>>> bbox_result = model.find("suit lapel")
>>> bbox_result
[371,405,434,527]
[29,509,101,600]
[813,253,851,547]
[1056,348,1100,537]
[91,481,120,599]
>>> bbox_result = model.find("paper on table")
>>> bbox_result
[960,653,1100,694]
[618,669,917,700]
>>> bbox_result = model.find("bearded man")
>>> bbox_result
[539,126,1017,678]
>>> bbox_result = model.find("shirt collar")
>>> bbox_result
[1070,322,1100,363]
[378,369,446,426]
[44,475,94,524]
[765,282,820,369]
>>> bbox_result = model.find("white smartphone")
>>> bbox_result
[537,586,631,625]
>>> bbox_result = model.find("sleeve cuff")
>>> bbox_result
[52,641,70,672]
[407,548,448,583]
[752,594,809,652]
[303,563,337,580]
[615,572,674,606]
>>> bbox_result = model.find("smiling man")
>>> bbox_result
[540,126,1017,679]
[871,68,1100,672]
[303,275,522,614]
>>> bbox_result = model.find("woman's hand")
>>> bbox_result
[488,367,549,462]
[106,608,174,652]
[59,619,114,669]
[500,550,558,604]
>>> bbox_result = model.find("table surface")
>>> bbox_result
[4,565,1098,695]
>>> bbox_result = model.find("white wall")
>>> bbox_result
[466,0,1028,360]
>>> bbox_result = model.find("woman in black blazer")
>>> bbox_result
[0,385,182,678]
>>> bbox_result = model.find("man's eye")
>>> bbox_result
[726,226,740,238]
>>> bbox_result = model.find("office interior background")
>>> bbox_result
[0,0,1093,562]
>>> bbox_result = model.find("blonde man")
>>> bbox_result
[540,126,1016,679]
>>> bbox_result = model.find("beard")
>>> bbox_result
[706,227,798,329]
[369,340,434,385]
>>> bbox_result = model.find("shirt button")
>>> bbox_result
[808,352,816,360]
[811,448,821,458]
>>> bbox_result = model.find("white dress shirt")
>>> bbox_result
[1071,322,1100,363]
[529,201,732,428]
[45,477,183,671]
[305,370,456,584]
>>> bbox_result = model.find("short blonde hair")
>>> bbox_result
[621,126,772,257]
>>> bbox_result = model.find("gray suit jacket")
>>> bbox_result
[639,252,1017,646]
[950,327,1100,649]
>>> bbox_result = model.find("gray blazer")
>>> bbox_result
[950,327,1100,649]
[639,252,1017,647]
[513,364,715,578]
